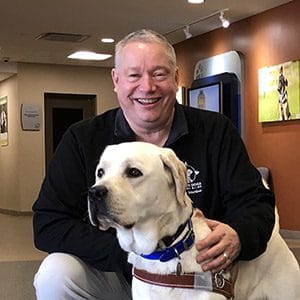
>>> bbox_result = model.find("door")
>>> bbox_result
[45,93,96,170]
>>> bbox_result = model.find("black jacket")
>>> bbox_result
[33,103,275,275]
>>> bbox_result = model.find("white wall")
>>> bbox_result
[0,62,118,212]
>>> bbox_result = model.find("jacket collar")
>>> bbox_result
[113,102,189,146]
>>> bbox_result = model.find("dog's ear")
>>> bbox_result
[159,148,189,207]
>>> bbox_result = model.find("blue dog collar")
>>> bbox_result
[141,219,195,262]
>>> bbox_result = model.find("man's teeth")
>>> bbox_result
[137,98,159,104]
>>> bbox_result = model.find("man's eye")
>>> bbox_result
[97,168,104,178]
[126,167,143,178]
[154,72,165,77]
[153,72,167,81]
[127,74,140,82]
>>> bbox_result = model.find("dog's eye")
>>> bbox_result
[126,167,143,178]
[97,168,104,178]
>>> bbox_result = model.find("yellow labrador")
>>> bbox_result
[88,142,300,300]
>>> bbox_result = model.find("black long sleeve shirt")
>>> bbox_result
[32,103,275,275]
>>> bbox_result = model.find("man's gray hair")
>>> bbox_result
[114,29,177,68]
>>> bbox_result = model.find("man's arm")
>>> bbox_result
[32,126,129,272]
[195,117,275,272]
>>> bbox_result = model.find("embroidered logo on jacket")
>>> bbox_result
[186,163,203,194]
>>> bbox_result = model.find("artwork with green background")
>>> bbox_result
[258,60,300,122]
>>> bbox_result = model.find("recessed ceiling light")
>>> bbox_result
[68,51,112,61]
[188,0,205,3]
[101,38,115,43]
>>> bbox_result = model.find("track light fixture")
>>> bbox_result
[219,11,230,28]
[164,8,230,40]
[183,25,192,39]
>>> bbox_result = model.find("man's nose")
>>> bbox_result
[139,74,156,92]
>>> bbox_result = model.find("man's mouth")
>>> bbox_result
[135,98,160,105]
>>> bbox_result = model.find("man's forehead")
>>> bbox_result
[120,41,167,58]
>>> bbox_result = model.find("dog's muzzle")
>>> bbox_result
[88,185,110,226]
[88,185,136,230]
[88,185,108,202]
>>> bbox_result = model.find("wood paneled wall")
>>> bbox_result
[174,1,300,230]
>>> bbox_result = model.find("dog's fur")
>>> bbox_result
[88,142,300,299]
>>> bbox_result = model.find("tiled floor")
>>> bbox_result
[0,213,46,262]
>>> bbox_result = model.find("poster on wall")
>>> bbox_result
[21,104,41,131]
[258,60,300,122]
[0,96,8,146]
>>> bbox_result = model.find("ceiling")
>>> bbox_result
[0,0,291,80]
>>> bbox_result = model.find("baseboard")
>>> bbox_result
[0,208,33,216]
[280,229,300,240]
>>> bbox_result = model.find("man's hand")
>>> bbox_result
[195,219,241,273]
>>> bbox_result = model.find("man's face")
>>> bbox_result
[111,41,178,131]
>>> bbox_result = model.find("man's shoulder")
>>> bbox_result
[71,107,119,131]
[64,107,120,149]
[181,105,230,130]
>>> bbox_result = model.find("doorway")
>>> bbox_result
[44,93,96,170]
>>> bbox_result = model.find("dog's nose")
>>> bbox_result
[88,186,108,201]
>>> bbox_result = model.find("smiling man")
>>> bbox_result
[32,30,274,300]
[112,32,178,146]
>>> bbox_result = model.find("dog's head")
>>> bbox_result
[88,141,192,254]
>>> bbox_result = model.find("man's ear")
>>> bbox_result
[175,67,179,86]
[159,148,189,207]
[111,68,118,93]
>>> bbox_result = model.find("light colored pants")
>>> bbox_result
[34,253,132,300]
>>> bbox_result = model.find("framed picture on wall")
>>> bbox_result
[258,60,300,122]
[0,96,8,146]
